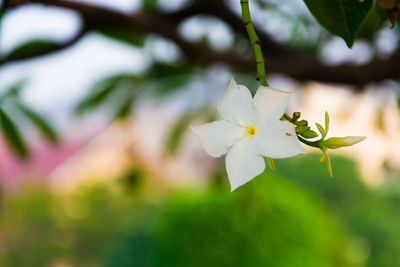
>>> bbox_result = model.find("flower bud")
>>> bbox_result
[295,125,309,134]
[291,112,301,122]
[295,120,308,126]
[323,136,366,149]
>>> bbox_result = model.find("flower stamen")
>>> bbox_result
[245,125,257,138]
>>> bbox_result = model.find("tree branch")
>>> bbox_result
[3,0,400,87]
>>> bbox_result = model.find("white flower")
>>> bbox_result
[191,78,305,191]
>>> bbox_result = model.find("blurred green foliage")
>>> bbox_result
[154,175,353,267]
[165,105,215,156]
[75,73,139,118]
[1,39,61,63]
[97,27,147,48]
[0,80,58,158]
[0,155,400,266]
[0,107,29,158]
[275,154,400,267]
[165,110,198,156]
[75,63,195,120]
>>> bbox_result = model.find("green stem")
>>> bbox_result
[282,112,322,149]
[283,113,292,121]
[297,136,321,148]
[240,0,269,87]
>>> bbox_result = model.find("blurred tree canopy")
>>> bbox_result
[0,0,399,157]
[1,0,400,84]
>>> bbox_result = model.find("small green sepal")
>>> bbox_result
[301,129,319,139]
[315,122,325,136]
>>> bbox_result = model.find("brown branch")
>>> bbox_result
[163,0,304,58]
[167,0,400,86]
[3,0,400,86]
[3,0,252,68]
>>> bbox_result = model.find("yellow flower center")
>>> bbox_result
[245,125,257,138]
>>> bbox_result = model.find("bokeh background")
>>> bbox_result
[1,0,400,266]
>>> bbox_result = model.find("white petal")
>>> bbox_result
[217,78,256,126]
[253,86,292,122]
[191,120,244,157]
[225,138,265,191]
[256,120,305,158]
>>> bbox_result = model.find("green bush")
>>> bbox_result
[0,187,64,267]
[2,155,400,267]
[151,173,356,267]
[275,154,400,267]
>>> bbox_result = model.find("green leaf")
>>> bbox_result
[150,63,194,79]
[154,75,192,98]
[0,79,27,100]
[315,122,325,136]
[3,40,60,61]
[0,108,29,158]
[304,0,373,47]
[113,95,134,120]
[0,9,5,36]
[14,102,58,143]
[97,26,146,47]
[301,129,319,139]
[148,63,194,98]
[75,74,137,115]
[357,6,387,41]
[142,0,159,11]
[324,111,329,138]
[165,112,195,156]
[0,10,5,48]
[0,9,4,20]
[75,84,114,114]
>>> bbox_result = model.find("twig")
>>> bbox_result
[2,0,400,86]
[240,0,268,86]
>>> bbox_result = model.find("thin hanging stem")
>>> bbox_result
[240,0,269,86]
[240,0,274,168]
[297,136,321,148]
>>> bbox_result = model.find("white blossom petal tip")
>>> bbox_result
[258,85,294,95]
[254,86,293,121]
[226,138,265,191]
[217,78,255,125]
